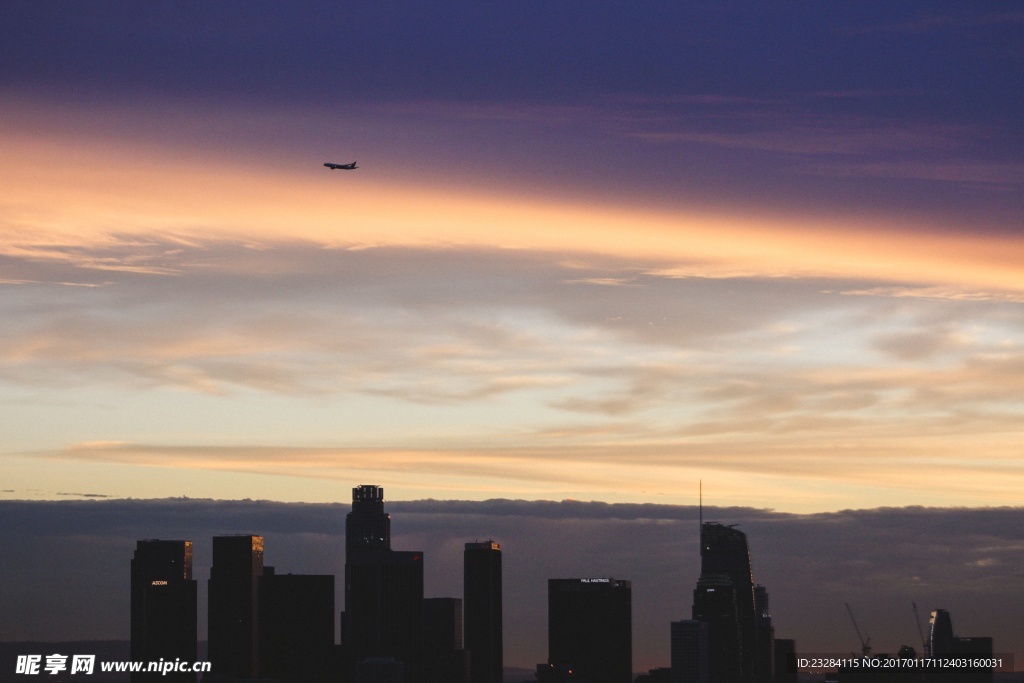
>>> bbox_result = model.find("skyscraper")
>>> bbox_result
[423,597,470,683]
[130,540,197,683]
[929,609,955,657]
[208,535,263,680]
[259,568,336,683]
[548,578,632,683]
[464,541,502,683]
[772,640,797,683]
[344,485,424,682]
[670,620,709,683]
[690,574,741,683]
[928,609,995,683]
[753,585,774,683]
[691,522,758,683]
[346,484,391,554]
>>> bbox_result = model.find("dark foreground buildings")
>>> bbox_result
[422,597,470,683]
[675,521,779,683]
[259,569,336,682]
[464,541,503,683]
[545,578,633,683]
[208,535,263,679]
[130,540,197,683]
[690,522,760,683]
[343,485,425,681]
[126,486,997,683]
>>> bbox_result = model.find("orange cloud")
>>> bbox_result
[4,130,1023,298]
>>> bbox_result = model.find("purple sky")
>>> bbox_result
[2,2,1023,673]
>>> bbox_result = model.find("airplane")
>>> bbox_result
[324,161,358,170]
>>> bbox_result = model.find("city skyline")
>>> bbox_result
[2,3,1022,677]
[0,496,1019,674]
[2,3,1024,511]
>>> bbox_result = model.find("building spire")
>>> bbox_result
[699,479,703,528]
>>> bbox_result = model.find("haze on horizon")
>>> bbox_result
[2,2,1024,513]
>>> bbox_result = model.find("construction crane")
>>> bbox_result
[845,603,872,656]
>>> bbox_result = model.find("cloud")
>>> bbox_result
[3,238,1023,510]
[839,286,1024,303]
[872,326,973,361]
[0,499,1021,671]
[862,11,1024,34]
[56,492,114,499]
[805,160,1024,187]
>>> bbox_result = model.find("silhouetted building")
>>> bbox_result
[344,486,424,682]
[691,574,740,683]
[423,597,469,683]
[356,658,405,683]
[953,637,994,683]
[670,619,708,683]
[347,484,391,554]
[691,522,759,683]
[753,585,773,683]
[772,639,798,683]
[928,609,954,657]
[635,669,672,683]
[926,609,993,683]
[464,541,502,683]
[208,535,263,680]
[259,568,336,683]
[547,578,632,683]
[130,540,197,683]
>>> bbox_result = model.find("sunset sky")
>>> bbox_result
[2,3,1023,511]
[3,2,1024,671]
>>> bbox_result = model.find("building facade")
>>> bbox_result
[208,535,264,680]
[344,485,424,682]
[548,578,632,683]
[464,540,502,683]
[130,540,197,683]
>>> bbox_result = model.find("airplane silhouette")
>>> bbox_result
[324,161,358,170]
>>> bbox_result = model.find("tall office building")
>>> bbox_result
[691,522,758,683]
[423,597,470,683]
[259,568,336,683]
[208,535,264,680]
[753,585,773,683]
[928,610,994,683]
[670,620,709,683]
[690,574,741,683]
[548,578,632,683]
[772,639,798,683]
[929,609,955,657]
[347,484,391,554]
[130,540,197,683]
[344,486,424,682]
[464,541,502,683]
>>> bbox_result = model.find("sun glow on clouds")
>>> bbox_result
[4,123,1024,298]
[37,437,1024,511]
[3,100,1024,512]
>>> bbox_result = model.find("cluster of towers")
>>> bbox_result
[130,535,340,682]
[128,485,792,683]
[129,487,995,683]
[341,484,502,682]
[130,485,502,683]
[666,521,795,683]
